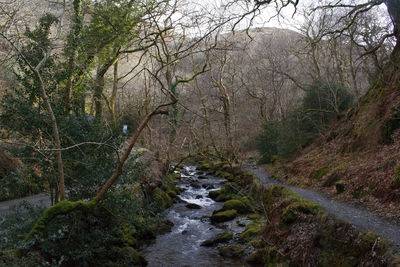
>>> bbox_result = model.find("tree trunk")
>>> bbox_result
[95,108,169,202]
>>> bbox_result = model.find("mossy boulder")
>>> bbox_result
[201,231,233,246]
[219,246,245,258]
[209,190,221,200]
[186,203,202,209]
[210,209,237,223]
[221,199,251,214]
[28,200,96,238]
[246,246,281,265]
[216,183,240,202]
[239,220,263,243]
[247,213,261,220]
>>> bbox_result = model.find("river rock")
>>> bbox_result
[190,182,201,189]
[210,209,237,223]
[198,174,207,179]
[221,199,251,214]
[200,231,233,247]
[186,203,202,209]
[202,184,215,190]
[195,195,203,199]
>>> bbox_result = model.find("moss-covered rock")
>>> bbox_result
[27,200,96,239]
[219,246,245,258]
[247,213,261,220]
[201,231,233,246]
[221,199,251,214]
[239,220,262,243]
[211,209,237,223]
[215,183,240,202]
[208,189,221,200]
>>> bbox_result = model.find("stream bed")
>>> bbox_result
[142,165,248,267]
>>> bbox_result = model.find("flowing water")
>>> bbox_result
[142,165,248,267]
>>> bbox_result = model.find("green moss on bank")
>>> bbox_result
[27,200,96,239]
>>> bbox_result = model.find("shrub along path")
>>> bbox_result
[249,165,400,247]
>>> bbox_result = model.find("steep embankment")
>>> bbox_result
[269,61,400,220]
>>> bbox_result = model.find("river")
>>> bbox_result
[142,165,249,267]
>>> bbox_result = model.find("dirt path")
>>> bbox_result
[0,193,51,215]
[249,165,400,247]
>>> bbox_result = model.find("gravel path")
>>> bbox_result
[0,193,51,215]
[249,165,400,247]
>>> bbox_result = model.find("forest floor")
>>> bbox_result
[247,164,400,247]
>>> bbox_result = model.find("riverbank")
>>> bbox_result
[190,160,400,266]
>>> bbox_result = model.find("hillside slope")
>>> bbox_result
[270,59,400,220]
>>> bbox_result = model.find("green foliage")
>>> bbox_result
[0,158,165,266]
[257,79,355,162]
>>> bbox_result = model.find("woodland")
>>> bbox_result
[0,0,400,266]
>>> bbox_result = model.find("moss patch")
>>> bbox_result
[221,199,251,214]
[239,220,263,243]
[27,200,96,239]
[210,209,237,223]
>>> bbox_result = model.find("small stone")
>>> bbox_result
[190,183,201,189]
[186,203,202,209]
[236,220,246,227]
